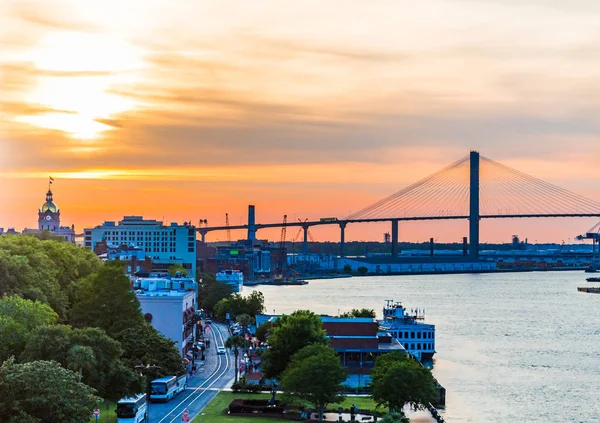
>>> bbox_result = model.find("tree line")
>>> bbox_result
[0,236,184,423]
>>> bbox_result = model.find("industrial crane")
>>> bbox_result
[225,213,231,243]
[576,221,600,260]
[278,215,287,273]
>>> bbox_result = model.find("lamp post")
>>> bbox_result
[135,364,161,421]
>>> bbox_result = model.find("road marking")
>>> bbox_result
[163,323,232,423]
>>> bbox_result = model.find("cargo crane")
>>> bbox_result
[576,221,600,264]
[278,215,287,274]
[225,213,231,243]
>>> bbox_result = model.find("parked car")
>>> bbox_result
[205,319,212,324]
[217,347,226,355]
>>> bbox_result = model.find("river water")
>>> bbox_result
[249,271,600,423]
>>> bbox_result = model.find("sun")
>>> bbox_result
[17,31,143,139]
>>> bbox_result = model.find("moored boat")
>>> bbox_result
[586,277,600,282]
[578,287,600,293]
[378,300,435,361]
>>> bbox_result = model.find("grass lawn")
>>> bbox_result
[192,392,287,423]
[192,392,386,423]
[88,401,117,423]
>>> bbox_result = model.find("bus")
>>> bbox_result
[149,375,187,402]
[116,393,147,423]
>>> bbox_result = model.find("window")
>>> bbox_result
[397,332,402,339]
[417,343,421,350]
[410,332,415,339]
[417,332,421,339]
[404,331,409,338]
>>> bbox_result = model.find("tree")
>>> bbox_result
[168,264,187,276]
[0,236,100,320]
[0,296,58,362]
[343,264,352,274]
[255,321,272,342]
[357,266,368,276]
[380,412,410,423]
[262,310,327,380]
[213,297,231,320]
[71,262,145,334]
[339,308,376,318]
[0,295,58,331]
[370,352,436,416]
[281,344,346,422]
[115,323,185,378]
[0,316,27,363]
[0,358,100,423]
[225,335,245,383]
[200,280,232,313]
[67,345,95,382]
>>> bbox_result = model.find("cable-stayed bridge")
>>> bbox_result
[198,151,600,258]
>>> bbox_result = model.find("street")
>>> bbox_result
[148,322,235,423]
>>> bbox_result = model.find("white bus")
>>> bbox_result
[149,375,187,402]
[116,393,147,423]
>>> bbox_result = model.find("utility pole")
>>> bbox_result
[135,364,161,421]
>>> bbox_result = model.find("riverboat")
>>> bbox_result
[586,277,600,282]
[379,299,435,361]
[578,287,600,293]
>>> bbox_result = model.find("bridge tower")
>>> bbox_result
[469,151,480,258]
[247,205,256,242]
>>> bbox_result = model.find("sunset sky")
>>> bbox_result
[2,0,600,243]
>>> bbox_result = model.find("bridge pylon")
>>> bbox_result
[469,151,480,258]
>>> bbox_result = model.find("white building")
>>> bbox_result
[84,216,197,276]
[135,283,196,357]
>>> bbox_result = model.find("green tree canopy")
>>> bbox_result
[200,279,233,312]
[339,308,376,318]
[0,296,59,362]
[357,266,368,275]
[0,236,100,319]
[213,291,266,320]
[0,358,100,423]
[20,325,142,399]
[67,344,95,382]
[115,323,185,378]
[168,264,187,276]
[225,335,245,383]
[0,295,58,330]
[255,320,272,342]
[380,412,410,423]
[71,261,145,334]
[262,310,327,380]
[370,352,436,414]
[281,344,346,422]
[0,316,27,363]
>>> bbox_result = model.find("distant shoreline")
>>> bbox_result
[306,267,587,279]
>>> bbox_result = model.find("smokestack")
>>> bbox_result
[429,238,434,257]
[247,205,256,242]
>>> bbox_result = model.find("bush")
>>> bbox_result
[231,382,264,393]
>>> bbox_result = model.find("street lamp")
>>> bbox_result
[135,364,161,421]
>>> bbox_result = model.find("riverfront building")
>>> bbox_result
[133,276,198,357]
[84,216,197,276]
[255,314,404,388]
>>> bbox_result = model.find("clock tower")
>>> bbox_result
[38,188,60,231]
